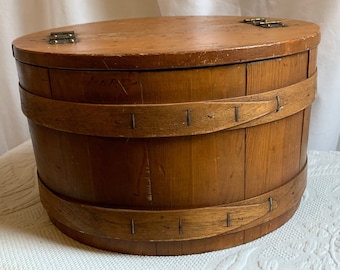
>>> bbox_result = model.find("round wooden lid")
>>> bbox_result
[12,16,320,70]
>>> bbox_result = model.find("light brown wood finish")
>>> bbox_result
[12,16,320,255]
[39,162,306,241]
[19,73,316,138]
[244,52,308,242]
[12,17,320,70]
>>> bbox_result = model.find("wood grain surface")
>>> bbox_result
[13,16,320,255]
[12,16,320,69]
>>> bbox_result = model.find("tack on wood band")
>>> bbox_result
[20,72,316,138]
[38,161,307,242]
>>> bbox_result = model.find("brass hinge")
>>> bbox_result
[49,31,76,44]
[243,18,287,28]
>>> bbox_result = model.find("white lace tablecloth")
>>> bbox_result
[1,140,339,270]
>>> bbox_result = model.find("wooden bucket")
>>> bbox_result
[12,16,320,255]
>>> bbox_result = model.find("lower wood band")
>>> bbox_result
[38,161,307,242]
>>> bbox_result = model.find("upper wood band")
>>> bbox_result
[20,72,316,138]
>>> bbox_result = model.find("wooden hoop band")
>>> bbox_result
[20,72,316,138]
[38,160,307,242]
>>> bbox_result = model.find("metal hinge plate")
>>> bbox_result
[49,31,76,44]
[243,18,287,28]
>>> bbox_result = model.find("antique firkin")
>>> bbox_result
[12,16,320,255]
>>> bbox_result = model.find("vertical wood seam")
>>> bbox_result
[47,68,54,99]
[299,110,306,170]
[244,63,249,203]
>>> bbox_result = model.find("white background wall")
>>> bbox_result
[1,0,339,155]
